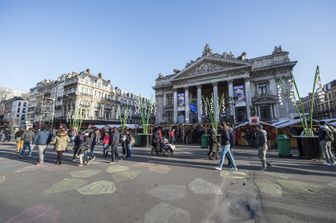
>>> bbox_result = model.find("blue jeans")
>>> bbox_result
[126,144,131,159]
[218,144,236,169]
[20,141,32,157]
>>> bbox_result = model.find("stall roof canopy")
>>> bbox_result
[95,124,139,129]
[234,121,273,129]
[272,118,320,129]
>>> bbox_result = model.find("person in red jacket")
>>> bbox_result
[103,132,111,157]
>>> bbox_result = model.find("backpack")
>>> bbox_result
[130,136,135,145]
[325,128,334,142]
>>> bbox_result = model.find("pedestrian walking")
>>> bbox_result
[87,129,96,161]
[51,128,70,165]
[125,129,134,159]
[208,128,217,160]
[33,126,50,167]
[214,122,237,171]
[15,128,24,154]
[318,121,335,166]
[72,132,82,161]
[19,128,35,159]
[78,133,91,167]
[111,127,121,163]
[103,132,111,157]
[256,124,272,171]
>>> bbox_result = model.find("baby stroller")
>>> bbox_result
[151,138,175,157]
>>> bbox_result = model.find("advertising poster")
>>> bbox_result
[234,85,246,107]
[177,93,185,111]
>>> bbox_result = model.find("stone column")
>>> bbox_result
[163,94,167,107]
[228,81,235,122]
[213,82,219,122]
[173,90,177,123]
[185,87,190,124]
[245,79,251,118]
[197,85,202,123]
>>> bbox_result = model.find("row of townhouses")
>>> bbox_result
[300,79,336,120]
[1,69,149,130]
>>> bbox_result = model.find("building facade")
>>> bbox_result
[0,97,28,129]
[27,69,145,127]
[154,44,296,124]
[300,79,336,119]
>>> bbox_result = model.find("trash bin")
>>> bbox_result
[277,134,291,157]
[201,134,209,148]
[135,134,140,147]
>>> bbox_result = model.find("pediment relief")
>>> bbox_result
[172,58,249,80]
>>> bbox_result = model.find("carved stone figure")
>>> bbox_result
[202,43,213,56]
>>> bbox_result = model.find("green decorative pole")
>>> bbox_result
[309,66,319,132]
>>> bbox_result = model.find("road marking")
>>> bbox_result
[144,202,190,223]
[147,185,186,201]
[106,165,129,173]
[148,165,170,174]
[0,176,5,183]
[77,180,116,195]
[189,178,223,195]
[43,178,86,195]
[70,169,101,178]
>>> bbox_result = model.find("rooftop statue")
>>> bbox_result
[202,43,213,56]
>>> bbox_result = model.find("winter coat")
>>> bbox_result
[33,130,50,145]
[220,127,230,145]
[111,130,120,147]
[52,130,70,152]
[22,130,35,142]
[103,135,111,145]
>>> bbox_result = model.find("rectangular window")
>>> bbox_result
[257,82,267,96]
[17,108,20,113]
[18,102,21,106]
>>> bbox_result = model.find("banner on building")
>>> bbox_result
[177,93,185,111]
[234,85,246,107]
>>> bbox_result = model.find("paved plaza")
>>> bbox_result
[0,142,336,223]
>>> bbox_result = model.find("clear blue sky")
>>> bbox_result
[0,0,335,97]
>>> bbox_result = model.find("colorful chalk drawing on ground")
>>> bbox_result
[255,181,282,197]
[43,178,87,195]
[70,169,101,178]
[0,176,5,183]
[277,180,322,193]
[146,185,186,201]
[76,180,116,195]
[106,165,129,173]
[132,162,154,168]
[189,178,223,195]
[263,171,290,179]
[148,165,170,174]
[328,181,336,187]
[4,204,59,223]
[220,171,248,180]
[144,202,190,223]
[15,165,39,173]
[111,171,140,183]
[41,165,69,172]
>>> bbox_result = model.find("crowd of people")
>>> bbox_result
[13,126,135,167]
[3,119,335,171]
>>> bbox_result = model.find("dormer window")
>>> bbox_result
[257,82,267,96]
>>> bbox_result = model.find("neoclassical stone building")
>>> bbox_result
[154,44,296,124]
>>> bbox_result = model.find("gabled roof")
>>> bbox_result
[170,56,251,81]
